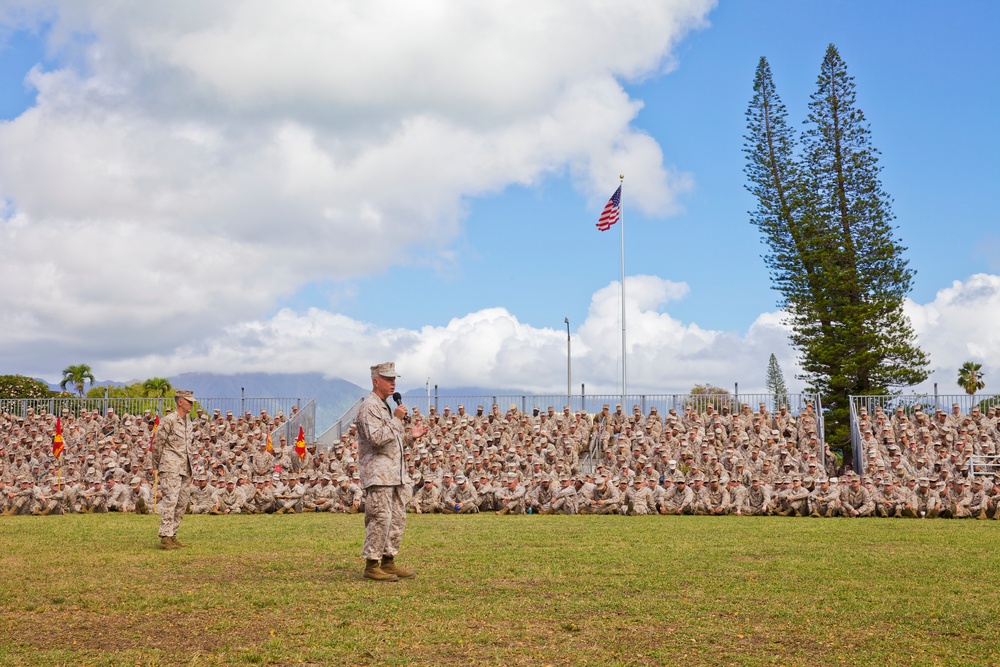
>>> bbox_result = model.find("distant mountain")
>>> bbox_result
[43,379,126,393]
[46,372,367,433]
[170,372,367,432]
[401,386,531,397]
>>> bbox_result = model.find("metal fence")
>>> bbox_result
[849,393,1000,417]
[848,394,1000,473]
[970,455,1000,479]
[268,399,317,445]
[1,396,309,422]
[318,392,824,460]
[317,398,364,449]
[387,392,822,423]
[2,394,318,444]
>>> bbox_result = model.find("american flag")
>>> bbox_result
[596,185,621,231]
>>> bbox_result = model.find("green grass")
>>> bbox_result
[1,514,999,666]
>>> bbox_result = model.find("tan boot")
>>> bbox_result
[363,559,398,582]
[171,536,188,548]
[380,556,414,579]
[159,536,180,550]
[496,507,510,515]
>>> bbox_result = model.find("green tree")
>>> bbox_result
[744,46,929,447]
[0,375,53,399]
[142,377,174,398]
[689,384,733,412]
[765,353,789,406]
[957,362,984,395]
[60,364,96,397]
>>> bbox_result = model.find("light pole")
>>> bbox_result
[564,317,571,409]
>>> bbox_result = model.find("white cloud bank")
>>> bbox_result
[100,275,802,393]
[99,273,1000,397]
[906,273,1000,395]
[1,3,991,398]
[0,0,712,373]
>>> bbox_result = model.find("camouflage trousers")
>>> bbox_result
[362,485,406,561]
[158,472,192,538]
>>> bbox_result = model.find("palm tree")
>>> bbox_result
[60,364,96,397]
[142,377,174,398]
[957,362,985,396]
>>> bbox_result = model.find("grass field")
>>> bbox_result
[1,513,999,667]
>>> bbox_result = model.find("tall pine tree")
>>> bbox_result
[744,46,929,447]
[765,353,789,408]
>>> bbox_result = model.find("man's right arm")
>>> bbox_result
[356,398,403,450]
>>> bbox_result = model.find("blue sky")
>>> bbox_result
[336,0,1000,333]
[0,1,998,395]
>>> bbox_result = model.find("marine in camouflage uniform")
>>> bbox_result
[443,475,479,514]
[356,362,427,581]
[839,476,875,518]
[551,476,580,515]
[809,478,840,517]
[332,476,361,513]
[740,478,771,516]
[495,474,527,515]
[582,477,621,515]
[188,475,216,514]
[151,390,197,548]
[625,477,655,515]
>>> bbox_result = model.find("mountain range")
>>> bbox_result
[42,374,541,432]
[46,372,368,432]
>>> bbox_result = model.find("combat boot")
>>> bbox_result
[363,559,398,582]
[380,555,415,579]
[160,536,180,550]
[496,507,510,515]
[171,536,188,548]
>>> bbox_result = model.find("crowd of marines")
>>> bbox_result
[3,398,999,519]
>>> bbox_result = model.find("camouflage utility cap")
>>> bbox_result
[370,362,400,378]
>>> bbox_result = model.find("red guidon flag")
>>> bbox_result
[295,426,306,460]
[266,431,273,454]
[149,415,160,452]
[53,417,65,460]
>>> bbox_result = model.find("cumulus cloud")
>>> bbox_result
[93,271,1000,400]
[100,275,803,394]
[906,273,1000,394]
[0,1,711,374]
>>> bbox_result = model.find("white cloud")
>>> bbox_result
[98,275,802,395]
[0,0,711,371]
[97,271,1000,401]
[906,273,1000,394]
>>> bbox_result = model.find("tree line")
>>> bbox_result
[744,44,930,448]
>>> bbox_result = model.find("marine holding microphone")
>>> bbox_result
[355,362,427,581]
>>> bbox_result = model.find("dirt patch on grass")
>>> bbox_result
[6,608,269,654]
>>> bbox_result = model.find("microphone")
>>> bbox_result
[392,392,402,407]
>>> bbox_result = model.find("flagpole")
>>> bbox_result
[618,174,626,403]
